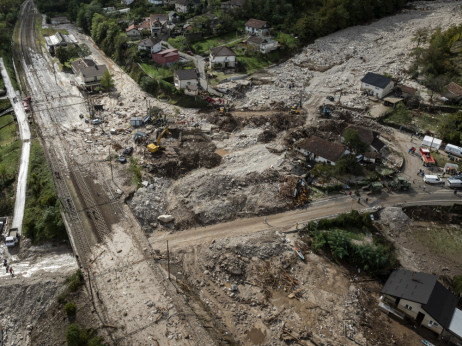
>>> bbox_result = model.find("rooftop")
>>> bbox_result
[296,136,346,162]
[175,69,198,80]
[210,46,236,57]
[245,18,269,29]
[361,72,392,89]
[446,82,462,97]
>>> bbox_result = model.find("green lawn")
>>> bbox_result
[140,63,173,79]
[0,134,20,176]
[41,28,69,36]
[412,224,462,258]
[0,114,17,146]
[191,32,240,55]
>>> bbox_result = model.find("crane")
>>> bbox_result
[147,126,169,153]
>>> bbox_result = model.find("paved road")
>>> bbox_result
[0,58,31,234]
[151,188,461,252]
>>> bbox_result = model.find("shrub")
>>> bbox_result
[66,269,84,292]
[65,302,76,317]
[66,324,82,346]
[454,275,462,296]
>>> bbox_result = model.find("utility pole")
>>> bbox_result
[167,240,170,280]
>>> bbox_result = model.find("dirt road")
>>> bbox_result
[151,189,460,252]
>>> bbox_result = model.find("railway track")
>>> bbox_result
[16,0,120,265]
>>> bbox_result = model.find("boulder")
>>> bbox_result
[158,215,175,223]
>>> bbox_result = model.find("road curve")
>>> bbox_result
[151,189,462,252]
[0,57,31,234]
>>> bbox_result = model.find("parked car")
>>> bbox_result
[423,175,442,184]
[123,147,133,156]
[91,118,102,125]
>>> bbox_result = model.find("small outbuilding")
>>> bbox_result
[137,37,162,53]
[360,72,394,99]
[444,143,462,158]
[152,49,179,66]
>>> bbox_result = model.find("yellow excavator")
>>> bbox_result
[147,126,169,153]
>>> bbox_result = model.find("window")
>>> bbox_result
[428,321,439,327]
[405,304,412,311]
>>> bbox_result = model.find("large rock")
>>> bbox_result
[157,215,175,223]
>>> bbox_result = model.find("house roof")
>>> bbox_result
[422,281,458,329]
[245,18,268,29]
[139,20,151,30]
[381,269,437,305]
[150,14,168,23]
[80,65,107,78]
[296,136,346,162]
[210,46,236,57]
[446,82,462,97]
[71,59,96,73]
[154,48,179,57]
[361,72,392,89]
[344,125,375,144]
[175,69,197,80]
[138,37,161,47]
[399,85,417,95]
[126,24,138,32]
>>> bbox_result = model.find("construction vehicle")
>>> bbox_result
[220,105,231,115]
[420,147,435,166]
[362,182,384,193]
[387,177,411,191]
[147,126,169,153]
[5,228,19,247]
[289,104,300,114]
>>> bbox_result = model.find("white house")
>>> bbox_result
[209,46,236,69]
[137,37,162,53]
[247,36,278,54]
[126,24,141,38]
[360,72,394,99]
[380,269,462,344]
[71,59,107,88]
[245,18,270,36]
[148,0,163,5]
[294,136,349,165]
[174,0,189,13]
[121,0,134,5]
[174,69,199,95]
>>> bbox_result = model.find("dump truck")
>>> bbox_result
[387,177,411,191]
[5,228,19,247]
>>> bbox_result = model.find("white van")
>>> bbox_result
[423,175,442,184]
[447,178,462,188]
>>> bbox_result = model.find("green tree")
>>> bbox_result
[65,302,76,317]
[343,128,368,154]
[100,69,114,91]
[55,46,69,65]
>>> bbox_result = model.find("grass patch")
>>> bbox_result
[0,98,12,112]
[41,28,68,36]
[0,76,4,90]
[412,112,445,133]
[383,104,412,127]
[23,140,66,243]
[0,114,17,145]
[237,55,273,74]
[191,32,239,55]
[431,150,460,169]
[66,323,104,346]
[412,225,462,257]
[140,63,173,79]
[130,157,142,189]
[0,123,20,216]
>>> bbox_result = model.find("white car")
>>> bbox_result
[423,175,442,184]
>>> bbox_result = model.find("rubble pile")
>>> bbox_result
[378,207,411,233]
[231,1,462,112]
[128,177,172,231]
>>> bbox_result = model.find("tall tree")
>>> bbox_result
[100,69,114,91]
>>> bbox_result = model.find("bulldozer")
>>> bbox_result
[147,126,169,154]
[387,177,411,191]
[219,105,231,115]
